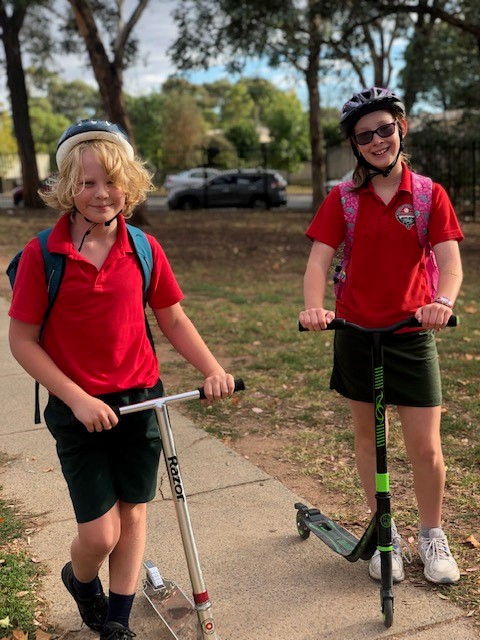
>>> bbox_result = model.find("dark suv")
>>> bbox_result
[167,169,287,210]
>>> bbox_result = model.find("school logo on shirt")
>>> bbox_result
[395,203,416,230]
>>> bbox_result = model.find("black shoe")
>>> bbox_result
[61,561,108,632]
[101,622,136,639]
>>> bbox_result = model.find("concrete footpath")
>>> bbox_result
[0,296,478,640]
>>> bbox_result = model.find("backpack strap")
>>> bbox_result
[334,181,358,298]
[35,229,66,424]
[411,173,438,298]
[411,173,432,248]
[126,224,155,352]
[126,224,153,298]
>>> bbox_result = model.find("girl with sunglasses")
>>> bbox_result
[299,87,463,585]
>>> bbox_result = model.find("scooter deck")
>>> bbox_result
[295,502,377,562]
[143,579,203,640]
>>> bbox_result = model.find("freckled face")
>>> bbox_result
[353,110,406,170]
[73,149,126,223]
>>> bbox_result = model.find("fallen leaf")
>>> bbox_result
[35,630,51,640]
[465,534,480,549]
[15,591,29,598]
[463,305,476,314]
[42,467,54,473]
[0,617,10,629]
[251,407,263,414]
[12,630,28,640]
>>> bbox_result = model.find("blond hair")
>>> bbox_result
[41,140,154,218]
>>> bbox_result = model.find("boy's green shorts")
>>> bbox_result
[330,329,442,407]
[44,380,164,523]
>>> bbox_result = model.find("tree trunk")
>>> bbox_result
[305,13,325,213]
[0,4,43,208]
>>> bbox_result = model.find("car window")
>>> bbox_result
[211,176,235,186]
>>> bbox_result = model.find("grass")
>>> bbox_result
[0,486,46,638]
[0,206,479,630]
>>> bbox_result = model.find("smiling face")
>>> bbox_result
[352,109,407,172]
[73,148,126,223]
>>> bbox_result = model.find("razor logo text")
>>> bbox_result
[167,456,185,501]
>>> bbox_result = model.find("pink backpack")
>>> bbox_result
[334,173,439,300]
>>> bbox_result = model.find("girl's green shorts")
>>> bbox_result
[44,380,164,523]
[330,329,442,407]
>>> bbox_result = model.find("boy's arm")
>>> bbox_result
[299,241,336,331]
[9,318,118,432]
[153,302,234,400]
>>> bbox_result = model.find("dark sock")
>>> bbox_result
[107,591,135,628]
[73,574,102,600]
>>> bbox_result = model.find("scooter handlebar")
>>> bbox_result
[299,315,458,333]
[198,377,245,399]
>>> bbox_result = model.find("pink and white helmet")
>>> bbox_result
[340,87,406,138]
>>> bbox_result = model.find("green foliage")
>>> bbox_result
[0,112,17,154]
[28,98,69,154]
[400,20,480,112]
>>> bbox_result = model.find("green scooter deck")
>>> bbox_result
[295,502,377,562]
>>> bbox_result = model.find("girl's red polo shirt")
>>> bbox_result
[9,214,183,395]
[306,166,463,327]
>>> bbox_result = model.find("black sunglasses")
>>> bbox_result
[352,122,397,146]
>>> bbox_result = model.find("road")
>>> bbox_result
[147,193,313,212]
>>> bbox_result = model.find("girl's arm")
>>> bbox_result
[9,318,118,432]
[415,239,463,328]
[299,241,336,331]
[153,303,234,400]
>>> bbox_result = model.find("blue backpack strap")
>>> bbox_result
[35,229,65,424]
[126,224,153,298]
[37,229,65,309]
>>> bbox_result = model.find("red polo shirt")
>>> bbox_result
[306,166,463,327]
[9,214,183,395]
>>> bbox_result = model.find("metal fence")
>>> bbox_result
[408,141,479,220]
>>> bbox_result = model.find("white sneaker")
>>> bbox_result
[418,528,460,584]
[368,525,409,583]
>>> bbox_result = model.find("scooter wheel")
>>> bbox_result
[296,511,310,540]
[382,597,393,628]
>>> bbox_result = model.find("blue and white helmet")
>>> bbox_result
[340,87,406,138]
[56,119,134,170]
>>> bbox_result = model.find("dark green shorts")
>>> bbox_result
[44,380,164,523]
[330,329,442,407]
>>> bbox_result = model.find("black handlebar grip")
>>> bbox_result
[198,378,245,400]
[298,319,345,332]
[406,315,458,328]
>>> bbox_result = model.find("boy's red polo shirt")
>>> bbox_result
[9,214,183,395]
[306,166,463,327]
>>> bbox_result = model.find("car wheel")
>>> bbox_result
[179,196,199,211]
[250,196,270,210]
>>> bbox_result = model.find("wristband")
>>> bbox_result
[434,296,453,308]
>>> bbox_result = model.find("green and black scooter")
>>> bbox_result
[295,315,457,628]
